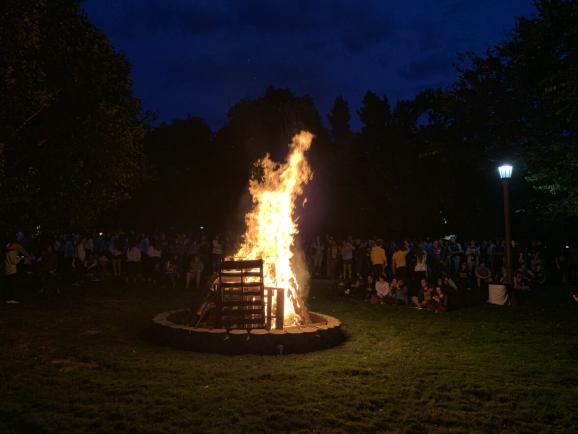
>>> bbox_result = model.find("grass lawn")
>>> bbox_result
[1,280,577,433]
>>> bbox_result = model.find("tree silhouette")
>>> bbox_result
[0,0,147,230]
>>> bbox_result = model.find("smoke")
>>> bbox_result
[292,239,311,303]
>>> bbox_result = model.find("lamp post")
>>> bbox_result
[498,164,513,285]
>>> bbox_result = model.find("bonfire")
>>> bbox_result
[233,131,314,326]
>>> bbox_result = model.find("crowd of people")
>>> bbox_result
[304,236,575,310]
[1,231,229,303]
[1,231,575,308]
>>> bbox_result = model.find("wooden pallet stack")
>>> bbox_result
[217,259,267,329]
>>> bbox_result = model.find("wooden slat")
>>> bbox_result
[275,288,285,330]
[221,286,263,291]
[221,300,264,306]
[219,259,263,270]
[217,258,265,329]
[221,311,265,317]
[222,289,263,294]
[219,271,262,278]
[266,288,273,330]
[219,283,262,289]
[220,281,263,288]
[222,304,263,310]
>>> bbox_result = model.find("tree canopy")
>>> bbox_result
[0,0,147,230]
[441,0,578,219]
[2,0,576,239]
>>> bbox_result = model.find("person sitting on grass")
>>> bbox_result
[390,277,399,299]
[421,283,433,309]
[427,286,448,313]
[347,274,363,296]
[164,255,179,288]
[516,264,534,289]
[514,270,531,291]
[395,278,409,305]
[411,278,429,309]
[533,263,546,288]
[457,261,472,290]
[475,261,492,288]
[365,275,375,299]
[375,275,391,303]
[440,274,458,292]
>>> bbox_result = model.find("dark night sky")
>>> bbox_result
[83,0,534,130]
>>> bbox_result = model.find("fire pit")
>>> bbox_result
[150,309,343,355]
[151,131,344,354]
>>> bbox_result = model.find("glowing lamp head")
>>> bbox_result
[498,164,513,180]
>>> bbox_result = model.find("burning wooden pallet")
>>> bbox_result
[217,259,284,330]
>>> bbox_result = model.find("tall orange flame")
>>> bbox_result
[234,131,314,326]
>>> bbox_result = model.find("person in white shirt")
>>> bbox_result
[375,275,391,301]
[126,242,141,284]
[186,255,204,289]
[465,241,479,272]
[146,243,162,283]
[109,240,123,277]
[341,239,354,280]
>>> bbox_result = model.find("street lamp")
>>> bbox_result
[498,164,513,285]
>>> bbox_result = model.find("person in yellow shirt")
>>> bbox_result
[4,242,24,303]
[392,245,409,279]
[370,240,387,277]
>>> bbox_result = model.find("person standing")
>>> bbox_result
[126,241,142,284]
[341,238,354,280]
[449,238,463,276]
[3,242,24,303]
[353,239,364,277]
[313,236,324,277]
[74,237,87,281]
[211,236,223,272]
[326,239,339,280]
[370,240,387,278]
[109,240,123,278]
[414,245,428,282]
[39,242,59,295]
[428,239,442,280]
[465,241,479,272]
[63,235,75,276]
[392,245,409,280]
[146,242,162,284]
[186,255,204,289]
